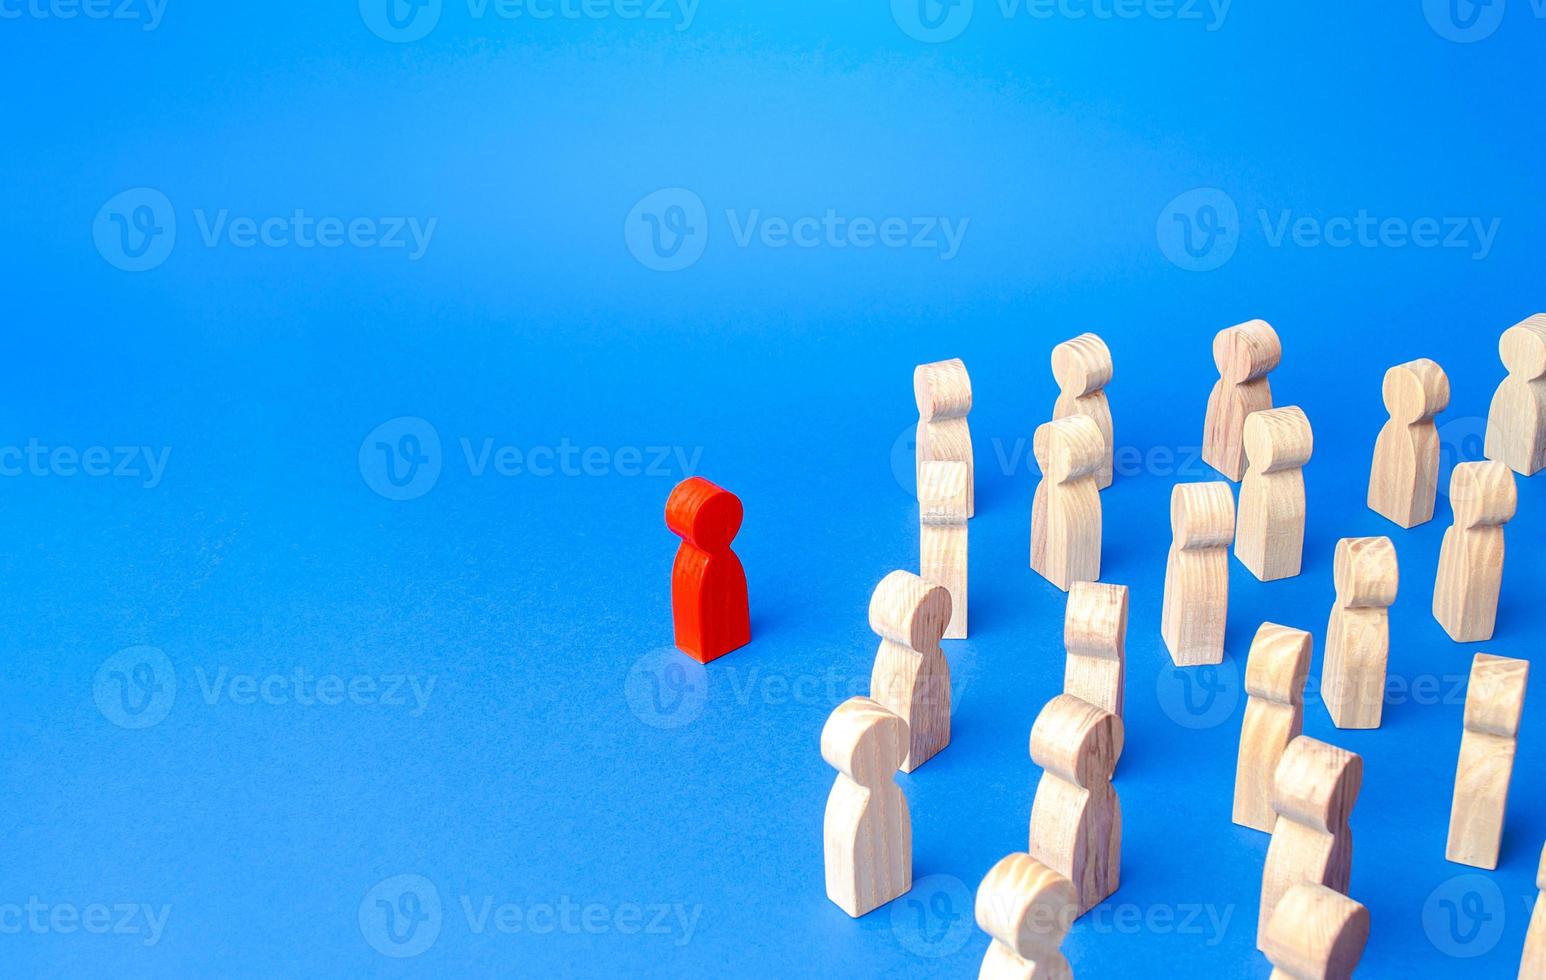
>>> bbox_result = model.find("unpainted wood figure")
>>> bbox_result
[1161,481,1236,666]
[975,853,1076,980]
[868,570,953,773]
[1522,843,1546,979]
[1028,694,1123,917]
[1063,581,1127,720]
[666,476,750,663]
[916,358,975,518]
[822,697,912,917]
[1446,653,1530,870]
[1368,358,1449,528]
[1233,623,1312,832]
[1204,319,1282,481]
[1261,883,1370,980]
[1052,332,1115,490]
[1485,314,1546,477]
[1322,537,1399,730]
[919,460,970,640]
[1433,461,1517,643]
[1258,736,1362,948]
[1237,406,1313,582]
[1030,415,1104,591]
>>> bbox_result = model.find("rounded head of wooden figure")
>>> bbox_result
[868,570,951,651]
[1263,884,1370,979]
[1381,359,1450,425]
[1271,736,1363,833]
[665,477,743,551]
[1462,654,1529,738]
[1029,694,1124,787]
[1242,405,1313,474]
[1212,319,1282,384]
[1033,415,1104,483]
[1449,461,1517,530]
[1170,481,1236,549]
[1499,315,1546,380]
[1332,536,1398,609]
[974,853,1076,959]
[914,358,973,421]
[820,697,908,783]
[1050,333,1113,398]
[1243,623,1312,704]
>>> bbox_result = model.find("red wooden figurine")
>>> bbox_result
[666,477,750,663]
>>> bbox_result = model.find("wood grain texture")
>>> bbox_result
[1262,883,1370,980]
[665,477,751,663]
[1433,461,1517,643]
[1237,406,1313,582]
[1368,358,1450,528]
[920,460,970,640]
[1234,624,1312,832]
[1063,581,1127,720]
[1485,314,1546,477]
[1203,319,1281,482]
[1052,332,1115,490]
[1029,694,1123,917]
[1030,415,1104,592]
[975,853,1076,980]
[1161,481,1235,666]
[1523,843,1546,979]
[1446,653,1529,870]
[822,697,912,917]
[1322,537,1399,730]
[916,358,975,518]
[868,570,953,773]
[1258,736,1362,949]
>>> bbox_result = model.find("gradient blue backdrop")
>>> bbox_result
[3,1,1544,976]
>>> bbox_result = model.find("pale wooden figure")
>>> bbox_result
[919,461,969,640]
[1433,461,1517,643]
[1063,581,1127,720]
[1262,883,1370,980]
[1028,694,1123,917]
[1446,653,1530,870]
[975,853,1076,980]
[1233,624,1312,832]
[1367,358,1449,528]
[1237,406,1313,582]
[1321,537,1399,730]
[1485,314,1546,476]
[1029,416,1104,592]
[1052,332,1115,490]
[1258,736,1362,948]
[868,570,952,773]
[1204,319,1282,481]
[1161,481,1235,666]
[916,358,974,518]
[822,697,912,917]
[1522,843,1546,979]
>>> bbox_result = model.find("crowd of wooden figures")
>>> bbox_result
[820,316,1546,978]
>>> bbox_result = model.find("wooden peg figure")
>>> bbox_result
[916,358,974,518]
[1203,319,1282,481]
[1063,581,1127,719]
[1052,332,1115,489]
[1368,358,1449,528]
[1258,736,1362,948]
[1029,694,1123,917]
[1261,883,1370,980]
[1433,461,1517,643]
[1321,537,1399,730]
[1446,653,1529,870]
[919,461,969,640]
[1522,844,1546,978]
[975,853,1076,980]
[1233,624,1312,832]
[1030,415,1104,591]
[822,697,912,917]
[1161,481,1235,666]
[1485,314,1546,476]
[665,476,750,664]
[868,570,952,773]
[1237,406,1313,582]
